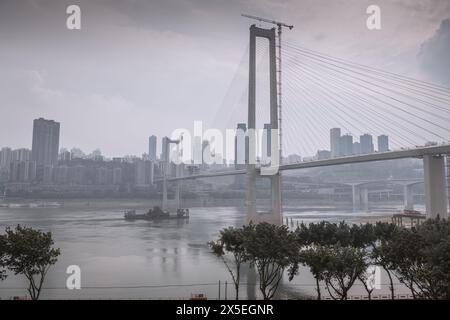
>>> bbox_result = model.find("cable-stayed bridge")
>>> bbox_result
[158,23,450,225]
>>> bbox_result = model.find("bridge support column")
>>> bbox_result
[361,188,369,212]
[403,184,414,210]
[162,177,168,211]
[246,164,257,222]
[246,25,282,225]
[423,155,448,219]
[352,185,361,212]
[175,182,181,210]
[175,164,183,210]
[270,174,282,224]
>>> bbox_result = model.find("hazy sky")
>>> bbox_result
[0,0,449,157]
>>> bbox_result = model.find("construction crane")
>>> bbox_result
[241,14,293,30]
[241,14,293,165]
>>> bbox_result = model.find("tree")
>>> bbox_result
[0,234,7,281]
[350,223,379,300]
[245,223,297,300]
[357,267,376,300]
[321,245,366,300]
[3,225,60,300]
[289,246,329,300]
[415,217,450,299]
[292,222,377,300]
[208,226,249,300]
[295,221,352,247]
[384,218,450,299]
[366,222,398,299]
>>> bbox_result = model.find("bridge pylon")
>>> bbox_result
[245,25,282,225]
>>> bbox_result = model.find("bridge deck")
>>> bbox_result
[159,144,450,182]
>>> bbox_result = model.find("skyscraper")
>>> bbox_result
[340,134,353,156]
[31,118,60,167]
[161,137,170,163]
[360,134,374,154]
[377,135,389,152]
[12,148,31,162]
[134,159,154,186]
[330,128,341,158]
[352,142,361,155]
[0,147,12,170]
[148,135,157,161]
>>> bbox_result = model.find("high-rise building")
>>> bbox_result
[12,148,31,162]
[316,150,331,160]
[148,135,157,161]
[0,147,12,170]
[360,134,374,154]
[112,167,123,185]
[135,159,154,186]
[31,118,60,167]
[8,160,36,183]
[352,142,361,155]
[59,149,72,161]
[377,135,389,152]
[330,128,341,158]
[192,135,202,165]
[340,134,353,156]
[161,137,170,163]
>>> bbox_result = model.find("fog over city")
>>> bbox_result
[1,1,450,304]
[0,0,449,157]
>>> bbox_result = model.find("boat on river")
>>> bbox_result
[124,206,189,220]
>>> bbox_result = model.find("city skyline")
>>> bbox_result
[0,118,397,166]
[0,1,449,302]
[1,1,449,157]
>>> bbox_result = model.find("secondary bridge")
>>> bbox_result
[159,144,449,220]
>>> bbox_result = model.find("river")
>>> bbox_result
[0,200,414,299]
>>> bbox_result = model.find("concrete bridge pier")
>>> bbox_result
[162,171,168,211]
[361,188,369,212]
[175,164,184,210]
[403,184,414,210]
[175,182,181,210]
[351,184,361,212]
[423,154,448,219]
[246,164,257,223]
[351,184,369,212]
[245,25,282,225]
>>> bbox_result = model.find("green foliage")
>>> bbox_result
[208,226,249,300]
[289,245,328,300]
[3,225,60,300]
[383,217,450,299]
[295,221,374,248]
[321,245,366,300]
[210,223,298,300]
[244,223,298,300]
[212,218,450,300]
[0,234,7,281]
